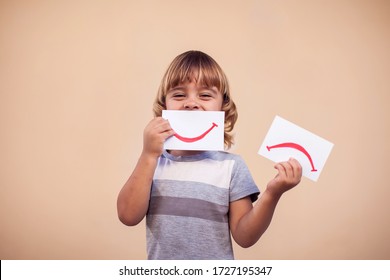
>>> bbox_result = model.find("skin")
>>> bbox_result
[117,80,302,248]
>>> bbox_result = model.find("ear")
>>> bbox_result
[223,93,230,103]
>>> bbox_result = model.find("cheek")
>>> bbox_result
[210,99,224,111]
[165,100,179,110]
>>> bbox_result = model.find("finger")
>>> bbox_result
[276,160,294,174]
[288,158,302,178]
[287,158,302,186]
[163,128,175,139]
[153,118,174,138]
[283,161,294,178]
[153,119,172,133]
[145,118,163,131]
[274,163,287,178]
[159,122,173,133]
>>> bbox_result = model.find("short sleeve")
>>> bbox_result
[229,156,260,202]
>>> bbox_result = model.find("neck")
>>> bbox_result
[167,150,204,157]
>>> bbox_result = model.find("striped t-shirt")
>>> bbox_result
[146,150,259,260]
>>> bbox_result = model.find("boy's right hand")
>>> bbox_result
[142,117,175,158]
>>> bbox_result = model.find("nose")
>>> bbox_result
[184,100,200,110]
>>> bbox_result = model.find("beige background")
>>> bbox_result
[1,0,389,260]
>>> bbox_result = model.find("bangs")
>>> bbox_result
[163,51,228,94]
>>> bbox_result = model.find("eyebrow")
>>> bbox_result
[169,86,186,91]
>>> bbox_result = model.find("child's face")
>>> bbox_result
[165,80,224,111]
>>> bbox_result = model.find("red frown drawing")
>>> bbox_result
[266,142,318,172]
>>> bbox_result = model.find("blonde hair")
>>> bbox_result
[153,50,238,149]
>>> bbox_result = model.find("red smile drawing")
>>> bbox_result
[174,122,218,143]
[266,142,318,172]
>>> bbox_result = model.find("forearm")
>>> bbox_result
[234,190,282,248]
[231,159,302,248]
[117,153,158,226]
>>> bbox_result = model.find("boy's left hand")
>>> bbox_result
[266,158,302,197]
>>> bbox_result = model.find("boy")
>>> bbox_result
[117,50,302,259]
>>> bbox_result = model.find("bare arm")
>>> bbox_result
[229,158,302,248]
[117,117,174,226]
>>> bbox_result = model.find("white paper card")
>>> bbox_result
[258,115,334,181]
[162,110,225,151]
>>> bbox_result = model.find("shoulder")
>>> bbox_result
[207,151,244,162]
[213,151,250,169]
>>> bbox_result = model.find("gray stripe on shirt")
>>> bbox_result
[152,179,229,205]
[148,196,228,223]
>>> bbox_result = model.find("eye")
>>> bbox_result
[200,92,213,99]
[171,92,185,99]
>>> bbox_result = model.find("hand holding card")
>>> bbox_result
[258,116,334,182]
